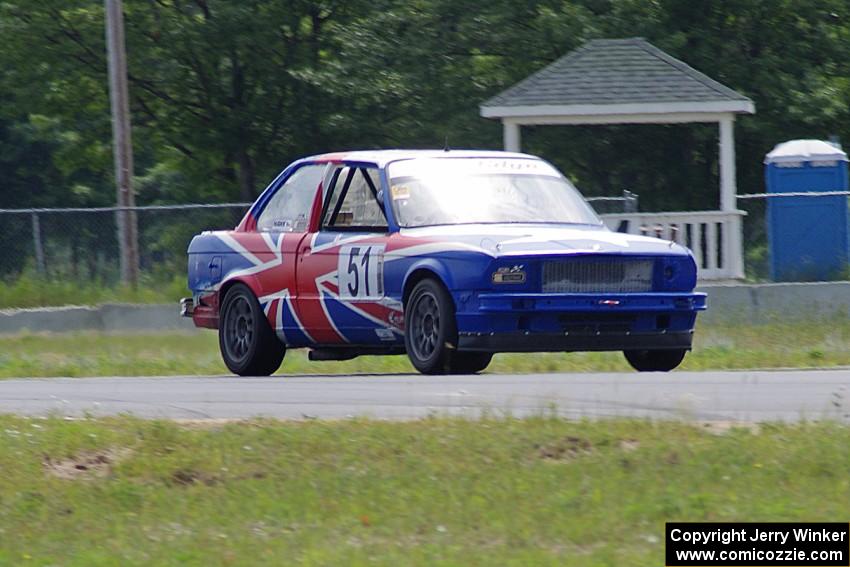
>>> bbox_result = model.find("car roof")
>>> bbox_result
[304,149,539,168]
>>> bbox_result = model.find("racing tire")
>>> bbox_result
[623,348,686,372]
[449,352,493,374]
[404,278,459,375]
[219,283,285,376]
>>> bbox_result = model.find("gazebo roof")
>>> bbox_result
[481,38,754,122]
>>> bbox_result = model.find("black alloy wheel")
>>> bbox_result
[404,278,492,374]
[219,283,285,376]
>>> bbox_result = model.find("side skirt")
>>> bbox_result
[307,346,406,361]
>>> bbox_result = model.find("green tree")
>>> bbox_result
[2,0,850,274]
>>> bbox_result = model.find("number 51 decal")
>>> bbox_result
[337,244,385,300]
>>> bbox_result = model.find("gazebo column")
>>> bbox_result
[503,120,521,152]
[718,114,745,279]
[719,115,736,212]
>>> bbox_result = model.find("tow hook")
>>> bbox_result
[179,297,195,317]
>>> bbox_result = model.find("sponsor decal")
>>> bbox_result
[492,264,526,284]
[388,311,404,329]
[390,184,411,200]
[375,328,395,341]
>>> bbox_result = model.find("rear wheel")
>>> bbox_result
[219,283,285,376]
[623,349,686,372]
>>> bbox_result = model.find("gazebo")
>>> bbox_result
[480,37,755,280]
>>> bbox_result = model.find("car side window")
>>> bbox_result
[322,167,387,231]
[256,165,324,232]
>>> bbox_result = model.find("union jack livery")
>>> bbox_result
[182,150,706,375]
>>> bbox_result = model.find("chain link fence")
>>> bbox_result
[2,191,844,288]
[0,204,250,284]
[735,189,850,280]
[1,190,642,286]
[585,190,639,215]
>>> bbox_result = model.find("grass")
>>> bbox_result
[0,415,848,566]
[0,273,187,309]
[1,317,849,377]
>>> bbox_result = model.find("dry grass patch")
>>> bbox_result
[43,447,131,480]
[535,435,594,460]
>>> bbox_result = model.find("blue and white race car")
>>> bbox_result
[182,150,706,375]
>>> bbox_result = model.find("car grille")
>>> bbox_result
[542,259,654,293]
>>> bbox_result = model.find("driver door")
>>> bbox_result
[295,165,398,345]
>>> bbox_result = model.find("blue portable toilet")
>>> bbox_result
[765,139,849,281]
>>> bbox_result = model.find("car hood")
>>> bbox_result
[399,224,690,257]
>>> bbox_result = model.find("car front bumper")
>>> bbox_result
[458,329,695,352]
[453,291,706,353]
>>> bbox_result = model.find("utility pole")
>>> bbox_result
[105,0,139,286]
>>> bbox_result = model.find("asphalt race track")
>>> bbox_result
[0,369,849,421]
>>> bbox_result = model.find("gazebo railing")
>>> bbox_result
[600,210,746,280]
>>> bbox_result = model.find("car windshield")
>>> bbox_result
[387,157,601,228]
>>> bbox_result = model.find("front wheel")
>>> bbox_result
[404,278,494,375]
[623,349,686,372]
[219,283,285,376]
[404,279,458,374]
[449,352,493,374]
